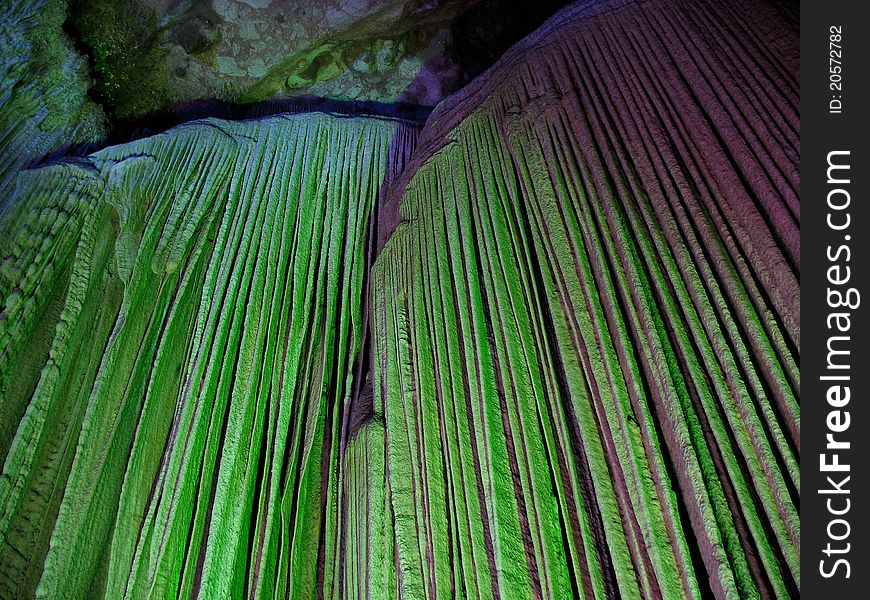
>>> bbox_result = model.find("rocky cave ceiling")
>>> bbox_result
[65,0,574,121]
[0,1,799,599]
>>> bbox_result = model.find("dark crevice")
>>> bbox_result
[62,9,109,117]
[449,0,574,85]
[104,97,432,148]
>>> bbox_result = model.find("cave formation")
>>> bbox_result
[0,0,799,598]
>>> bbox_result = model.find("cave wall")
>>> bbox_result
[0,113,417,599]
[372,0,799,598]
[0,0,107,212]
[0,0,799,598]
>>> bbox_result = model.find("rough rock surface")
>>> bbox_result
[373,0,799,597]
[0,0,799,598]
[65,0,570,120]
[0,112,418,599]
[0,0,106,210]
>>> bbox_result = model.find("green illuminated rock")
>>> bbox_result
[0,113,417,599]
[0,0,107,212]
[370,0,799,598]
[0,0,799,598]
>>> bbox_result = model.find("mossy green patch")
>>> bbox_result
[69,0,173,119]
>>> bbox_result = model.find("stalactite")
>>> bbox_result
[372,0,798,598]
[0,0,798,598]
[0,113,419,600]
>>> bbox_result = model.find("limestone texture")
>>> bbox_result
[0,113,418,599]
[0,0,107,213]
[373,0,798,597]
[64,0,563,119]
[0,0,799,598]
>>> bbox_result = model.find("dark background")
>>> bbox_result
[801,1,870,597]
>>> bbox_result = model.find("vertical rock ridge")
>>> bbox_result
[372,0,798,598]
[0,0,798,598]
[0,112,419,600]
